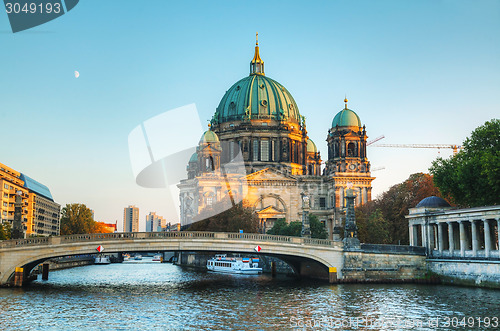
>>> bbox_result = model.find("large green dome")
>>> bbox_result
[213,75,301,124]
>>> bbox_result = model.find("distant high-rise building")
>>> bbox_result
[0,162,60,237]
[123,205,139,232]
[145,212,166,232]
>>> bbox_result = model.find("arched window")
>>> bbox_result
[205,156,214,171]
[347,142,356,157]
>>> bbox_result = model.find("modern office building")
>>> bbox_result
[123,205,139,232]
[0,162,60,237]
[145,212,166,232]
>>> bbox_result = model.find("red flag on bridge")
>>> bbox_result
[96,245,104,253]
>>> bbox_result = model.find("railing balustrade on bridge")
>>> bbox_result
[0,232,341,249]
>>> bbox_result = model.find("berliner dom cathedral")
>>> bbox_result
[179,36,374,239]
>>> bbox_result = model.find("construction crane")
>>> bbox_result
[370,144,463,156]
[367,135,385,146]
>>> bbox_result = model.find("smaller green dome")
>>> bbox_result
[307,139,317,153]
[200,130,219,143]
[332,108,361,128]
[189,153,198,163]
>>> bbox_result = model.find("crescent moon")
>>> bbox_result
[74,71,80,78]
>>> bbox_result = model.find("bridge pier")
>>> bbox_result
[42,263,49,280]
[14,268,23,287]
[329,267,338,283]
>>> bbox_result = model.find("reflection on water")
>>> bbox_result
[1,261,499,330]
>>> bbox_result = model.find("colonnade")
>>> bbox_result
[410,218,500,258]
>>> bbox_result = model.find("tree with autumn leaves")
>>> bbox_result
[60,203,114,235]
[355,172,444,245]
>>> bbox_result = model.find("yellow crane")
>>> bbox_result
[370,144,463,156]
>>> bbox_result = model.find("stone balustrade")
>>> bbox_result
[0,231,340,249]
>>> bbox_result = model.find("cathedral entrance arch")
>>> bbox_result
[254,194,287,233]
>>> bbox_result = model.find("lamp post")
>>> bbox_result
[301,192,311,238]
[343,184,360,249]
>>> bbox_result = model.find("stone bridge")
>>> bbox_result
[0,232,344,286]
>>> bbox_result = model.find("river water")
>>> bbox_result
[1,259,499,330]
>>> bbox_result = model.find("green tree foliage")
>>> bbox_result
[0,222,12,240]
[188,201,260,233]
[266,218,288,235]
[355,173,444,245]
[60,203,96,235]
[267,214,327,239]
[356,208,389,244]
[430,119,500,207]
[309,214,328,239]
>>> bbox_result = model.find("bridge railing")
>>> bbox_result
[0,231,340,248]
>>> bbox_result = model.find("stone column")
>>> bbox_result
[448,222,454,255]
[421,223,427,248]
[484,219,491,258]
[471,220,478,257]
[459,221,466,257]
[413,225,419,246]
[339,188,344,208]
[409,224,414,246]
[438,223,444,253]
[497,218,500,251]
[427,222,434,251]
[362,187,368,205]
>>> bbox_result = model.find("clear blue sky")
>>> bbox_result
[1,0,499,230]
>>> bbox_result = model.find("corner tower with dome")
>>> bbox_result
[179,36,374,239]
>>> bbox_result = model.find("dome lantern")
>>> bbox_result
[250,32,264,76]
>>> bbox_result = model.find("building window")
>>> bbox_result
[319,197,326,208]
[253,140,259,161]
[261,140,269,161]
[4,184,8,189]
[229,141,235,161]
[206,197,213,206]
[347,142,356,157]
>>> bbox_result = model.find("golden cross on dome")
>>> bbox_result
[256,32,258,45]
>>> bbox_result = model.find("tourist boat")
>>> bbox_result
[134,254,142,260]
[94,256,111,264]
[152,254,162,262]
[207,254,262,274]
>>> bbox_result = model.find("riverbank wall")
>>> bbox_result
[341,244,427,283]
[45,256,94,271]
[427,259,500,289]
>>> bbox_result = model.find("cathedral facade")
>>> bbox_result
[178,39,374,239]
